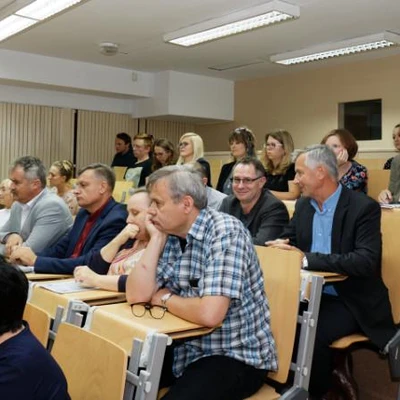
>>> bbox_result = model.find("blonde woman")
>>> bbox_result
[48,160,79,216]
[263,130,300,200]
[177,132,212,186]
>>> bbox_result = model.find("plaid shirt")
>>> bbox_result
[157,207,277,377]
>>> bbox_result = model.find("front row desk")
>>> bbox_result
[26,246,338,400]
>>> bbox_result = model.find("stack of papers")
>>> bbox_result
[39,280,97,294]
[380,203,400,209]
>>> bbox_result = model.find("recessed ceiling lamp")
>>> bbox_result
[164,0,300,47]
[0,0,85,42]
[270,31,400,65]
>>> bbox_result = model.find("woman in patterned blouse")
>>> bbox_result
[321,129,368,193]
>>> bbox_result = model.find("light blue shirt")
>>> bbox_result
[310,184,342,295]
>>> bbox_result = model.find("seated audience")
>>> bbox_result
[126,133,153,187]
[378,153,400,204]
[263,129,300,200]
[152,139,176,171]
[384,124,400,169]
[0,156,72,256]
[48,160,79,216]
[177,132,212,186]
[10,163,127,274]
[127,165,277,399]
[0,259,70,399]
[111,132,137,169]
[321,129,367,193]
[0,179,14,228]
[192,162,226,210]
[74,188,151,292]
[220,157,289,245]
[267,145,396,399]
[216,126,256,195]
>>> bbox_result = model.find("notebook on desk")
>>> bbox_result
[39,280,97,294]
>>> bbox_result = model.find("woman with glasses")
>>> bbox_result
[176,132,212,186]
[263,130,300,200]
[321,129,368,193]
[74,188,151,292]
[383,124,400,170]
[48,160,79,216]
[152,138,176,172]
[216,127,256,195]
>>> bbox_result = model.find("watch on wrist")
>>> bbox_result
[161,292,173,308]
[302,255,308,269]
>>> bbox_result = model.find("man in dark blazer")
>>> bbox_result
[267,145,396,398]
[10,163,127,274]
[219,157,289,245]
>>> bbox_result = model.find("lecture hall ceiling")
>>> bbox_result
[0,0,400,81]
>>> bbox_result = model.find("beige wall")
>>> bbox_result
[197,54,400,158]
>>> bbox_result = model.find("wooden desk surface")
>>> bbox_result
[26,273,72,281]
[29,279,126,317]
[89,302,214,354]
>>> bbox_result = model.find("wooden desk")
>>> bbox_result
[88,302,214,354]
[26,273,72,281]
[29,279,126,317]
[300,271,347,302]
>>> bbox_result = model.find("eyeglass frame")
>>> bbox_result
[178,141,190,148]
[130,302,167,319]
[263,142,283,149]
[230,175,264,185]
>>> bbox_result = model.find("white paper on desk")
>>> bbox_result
[17,265,34,273]
[39,281,97,294]
[380,203,400,209]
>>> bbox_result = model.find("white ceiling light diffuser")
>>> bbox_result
[271,31,400,65]
[0,0,85,42]
[164,0,300,47]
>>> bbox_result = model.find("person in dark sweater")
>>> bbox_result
[0,260,70,399]
[216,126,256,195]
[111,132,137,169]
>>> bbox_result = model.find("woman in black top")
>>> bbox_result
[263,130,300,200]
[216,127,256,194]
[384,124,400,170]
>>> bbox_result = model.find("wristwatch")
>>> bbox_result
[161,292,173,307]
[302,255,308,269]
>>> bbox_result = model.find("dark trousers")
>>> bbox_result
[159,346,266,400]
[308,294,360,397]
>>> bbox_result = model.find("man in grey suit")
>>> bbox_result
[0,156,72,256]
[219,157,289,245]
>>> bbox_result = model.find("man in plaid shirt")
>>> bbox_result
[127,165,277,400]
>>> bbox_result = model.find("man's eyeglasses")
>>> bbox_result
[179,141,190,148]
[130,302,167,319]
[263,142,283,149]
[230,176,264,185]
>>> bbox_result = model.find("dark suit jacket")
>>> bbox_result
[34,198,127,274]
[216,161,235,193]
[282,187,395,348]
[220,188,289,245]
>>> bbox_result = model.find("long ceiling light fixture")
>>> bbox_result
[164,0,300,47]
[271,31,400,65]
[0,0,85,42]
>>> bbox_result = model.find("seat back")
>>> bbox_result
[24,302,51,347]
[113,166,128,181]
[381,210,400,324]
[255,245,302,383]
[113,180,133,203]
[52,323,127,400]
[367,169,390,201]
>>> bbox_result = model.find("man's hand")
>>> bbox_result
[265,239,304,257]
[5,234,23,257]
[145,212,167,241]
[9,247,37,265]
[378,189,392,204]
[74,266,99,287]
[151,288,171,307]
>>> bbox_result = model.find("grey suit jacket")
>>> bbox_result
[0,188,73,254]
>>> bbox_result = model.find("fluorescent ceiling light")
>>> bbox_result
[164,0,300,47]
[16,0,83,21]
[0,0,85,42]
[271,31,400,65]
